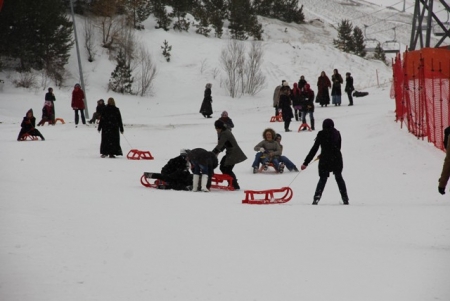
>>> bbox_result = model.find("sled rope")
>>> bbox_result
[286,156,319,187]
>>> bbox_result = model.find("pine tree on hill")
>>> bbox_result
[374,42,387,64]
[352,26,366,57]
[229,0,263,40]
[207,0,227,38]
[168,0,191,32]
[151,0,171,31]
[0,0,73,73]
[334,19,354,53]
[109,49,134,94]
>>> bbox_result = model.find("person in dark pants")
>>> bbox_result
[345,72,354,106]
[212,119,247,190]
[71,83,86,127]
[88,99,106,124]
[185,148,218,192]
[279,82,293,132]
[301,119,349,205]
[45,87,56,124]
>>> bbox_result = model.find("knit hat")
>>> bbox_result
[221,111,228,117]
[180,149,190,157]
[74,83,81,88]
[214,119,226,130]
[275,133,282,140]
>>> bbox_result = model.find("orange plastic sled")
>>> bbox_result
[242,186,293,204]
[127,149,154,160]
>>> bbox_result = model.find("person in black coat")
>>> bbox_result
[88,99,106,124]
[199,83,213,118]
[144,150,194,190]
[45,87,56,124]
[98,97,124,158]
[17,109,45,141]
[345,72,354,106]
[331,69,343,106]
[298,75,307,90]
[279,82,293,132]
[301,119,349,205]
[299,84,315,130]
[185,148,218,192]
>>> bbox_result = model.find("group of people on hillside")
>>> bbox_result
[17,83,124,159]
[272,70,355,131]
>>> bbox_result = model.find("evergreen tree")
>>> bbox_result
[229,0,262,40]
[0,0,73,72]
[273,0,304,24]
[352,26,366,57]
[125,0,152,29]
[168,0,191,32]
[151,0,171,31]
[333,19,354,53]
[252,0,273,17]
[207,0,227,38]
[374,43,386,63]
[109,49,134,94]
[161,40,172,62]
[192,3,211,37]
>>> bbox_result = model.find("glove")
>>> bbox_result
[438,187,445,195]
[301,164,307,170]
[259,148,265,153]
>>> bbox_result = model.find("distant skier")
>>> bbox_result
[301,118,349,205]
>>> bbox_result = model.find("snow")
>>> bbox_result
[1,0,450,300]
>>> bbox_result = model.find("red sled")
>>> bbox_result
[127,149,154,160]
[242,186,293,204]
[140,174,165,188]
[270,113,283,122]
[210,173,235,191]
[18,134,40,141]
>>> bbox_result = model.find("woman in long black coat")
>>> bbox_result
[199,83,213,118]
[316,71,331,107]
[278,83,293,132]
[98,97,124,158]
[301,119,349,205]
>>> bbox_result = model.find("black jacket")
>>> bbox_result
[186,148,218,178]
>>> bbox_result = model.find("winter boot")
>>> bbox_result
[278,162,285,174]
[340,190,349,205]
[311,119,315,131]
[312,190,322,205]
[263,161,269,171]
[192,174,200,192]
[253,166,258,174]
[143,172,153,178]
[232,179,240,190]
[201,175,209,192]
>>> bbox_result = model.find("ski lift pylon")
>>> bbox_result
[433,10,450,37]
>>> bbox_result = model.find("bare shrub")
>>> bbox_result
[84,17,97,62]
[244,42,266,95]
[134,45,157,97]
[13,71,37,88]
[199,58,208,75]
[219,40,266,98]
[219,40,245,98]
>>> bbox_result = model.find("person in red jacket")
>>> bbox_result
[71,83,86,127]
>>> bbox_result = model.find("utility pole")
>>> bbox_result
[69,0,89,118]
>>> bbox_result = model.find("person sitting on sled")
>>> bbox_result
[37,101,54,126]
[17,109,45,141]
[275,133,299,172]
[184,148,218,192]
[251,128,283,173]
[143,150,193,190]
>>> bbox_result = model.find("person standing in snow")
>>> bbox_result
[199,83,213,118]
[299,83,315,130]
[98,97,124,158]
[291,82,302,121]
[17,109,45,141]
[273,80,285,116]
[301,118,349,205]
[279,81,293,132]
[331,69,343,106]
[71,83,86,126]
[218,111,234,131]
[316,71,331,107]
[298,75,307,90]
[45,87,56,124]
[345,72,354,106]
[212,119,247,190]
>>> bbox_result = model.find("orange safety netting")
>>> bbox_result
[391,47,450,151]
